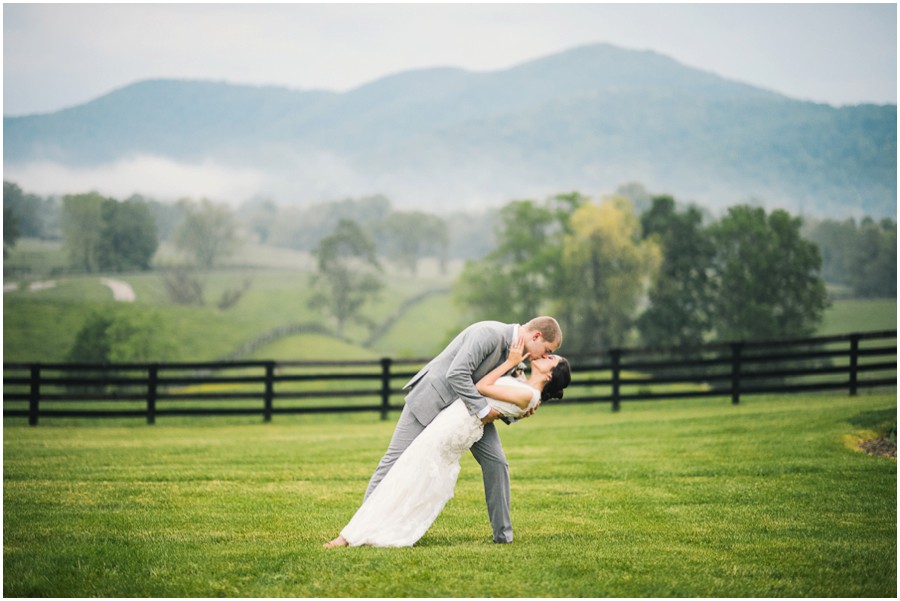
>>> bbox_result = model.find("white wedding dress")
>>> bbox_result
[340,376,540,547]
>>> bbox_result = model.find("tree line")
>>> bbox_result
[453,192,886,353]
[4,180,893,299]
[2,182,477,277]
[3,180,896,356]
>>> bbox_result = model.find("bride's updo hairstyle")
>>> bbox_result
[541,357,571,402]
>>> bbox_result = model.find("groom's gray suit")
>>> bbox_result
[363,320,517,543]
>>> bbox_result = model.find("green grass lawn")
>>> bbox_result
[4,392,895,597]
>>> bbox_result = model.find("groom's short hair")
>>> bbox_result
[524,316,563,346]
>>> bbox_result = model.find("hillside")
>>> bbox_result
[4,43,896,216]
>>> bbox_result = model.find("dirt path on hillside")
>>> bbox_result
[101,278,136,302]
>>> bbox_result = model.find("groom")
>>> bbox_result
[364,316,563,543]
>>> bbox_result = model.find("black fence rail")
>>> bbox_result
[4,330,895,425]
[564,329,896,411]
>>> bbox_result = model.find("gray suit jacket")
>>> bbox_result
[402,321,514,426]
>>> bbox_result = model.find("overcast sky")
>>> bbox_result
[3,2,897,117]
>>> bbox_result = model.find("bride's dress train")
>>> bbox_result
[340,376,539,547]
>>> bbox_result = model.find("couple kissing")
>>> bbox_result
[325,317,571,548]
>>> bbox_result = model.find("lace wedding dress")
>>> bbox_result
[340,376,540,547]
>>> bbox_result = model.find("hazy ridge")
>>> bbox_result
[4,43,896,217]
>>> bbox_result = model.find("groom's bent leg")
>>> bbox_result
[363,404,426,501]
[470,423,512,543]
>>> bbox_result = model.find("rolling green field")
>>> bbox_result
[3,250,896,365]
[3,241,464,362]
[3,392,896,597]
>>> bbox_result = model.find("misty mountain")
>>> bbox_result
[4,43,896,217]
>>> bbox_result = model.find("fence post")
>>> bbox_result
[849,334,860,396]
[380,358,392,421]
[610,349,621,412]
[730,343,742,405]
[29,364,40,426]
[147,364,158,425]
[264,362,275,423]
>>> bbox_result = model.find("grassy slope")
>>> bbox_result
[3,393,895,597]
[3,236,896,363]
[3,257,456,363]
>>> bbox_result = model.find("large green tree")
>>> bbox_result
[96,198,159,272]
[708,206,828,341]
[556,196,661,351]
[637,196,716,348]
[454,194,584,324]
[308,219,384,338]
[62,193,159,273]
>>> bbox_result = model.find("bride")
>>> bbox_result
[324,338,571,548]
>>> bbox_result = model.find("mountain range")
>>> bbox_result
[4,43,896,217]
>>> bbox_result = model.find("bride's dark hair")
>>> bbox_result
[541,357,571,402]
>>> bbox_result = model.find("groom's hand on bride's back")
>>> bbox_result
[481,407,503,425]
[519,400,541,419]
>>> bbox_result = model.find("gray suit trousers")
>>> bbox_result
[363,403,513,543]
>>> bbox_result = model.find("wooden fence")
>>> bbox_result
[4,330,895,425]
